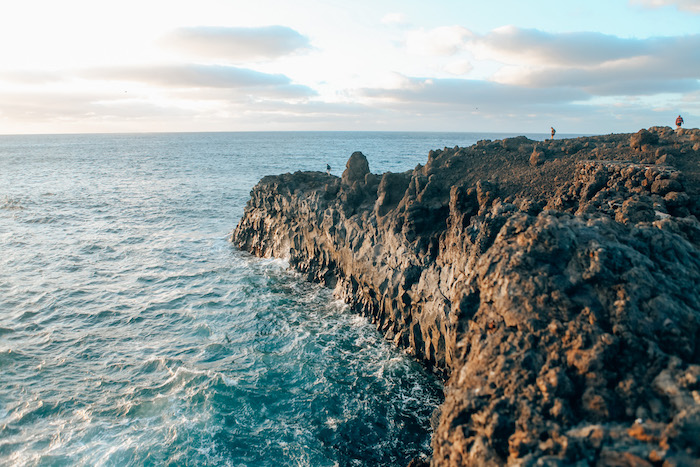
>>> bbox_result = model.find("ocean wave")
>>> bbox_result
[0,132,445,466]
[0,197,25,210]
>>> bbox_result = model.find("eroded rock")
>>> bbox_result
[232,128,700,465]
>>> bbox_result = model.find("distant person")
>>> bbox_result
[550,127,556,140]
[326,163,331,175]
[676,115,684,128]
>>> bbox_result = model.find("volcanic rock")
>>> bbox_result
[232,127,700,465]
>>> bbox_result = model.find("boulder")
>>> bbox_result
[630,129,659,150]
[342,151,370,186]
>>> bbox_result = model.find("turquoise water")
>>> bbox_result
[0,132,541,466]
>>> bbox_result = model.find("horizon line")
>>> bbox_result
[0,129,609,138]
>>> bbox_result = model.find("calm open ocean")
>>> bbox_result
[0,131,546,466]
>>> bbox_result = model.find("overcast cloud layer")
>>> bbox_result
[0,1,697,135]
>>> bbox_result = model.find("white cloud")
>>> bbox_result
[494,60,700,96]
[83,64,316,97]
[443,59,474,76]
[405,26,473,56]
[361,76,589,108]
[630,0,700,13]
[381,13,408,25]
[0,90,188,123]
[0,86,385,134]
[160,25,311,61]
[350,75,693,133]
[469,27,700,96]
[0,70,65,84]
[0,2,697,134]
[470,26,647,66]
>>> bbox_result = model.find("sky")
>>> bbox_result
[0,0,698,135]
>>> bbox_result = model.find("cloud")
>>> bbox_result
[0,62,318,133]
[397,24,700,97]
[0,70,65,84]
[468,27,700,96]
[83,64,317,97]
[495,61,700,96]
[405,26,472,56]
[0,90,187,122]
[0,80,684,135]
[353,75,695,134]
[160,25,311,61]
[470,26,647,66]
[443,59,473,76]
[381,13,408,25]
[630,0,700,13]
[87,64,287,87]
[361,76,589,109]
[0,86,386,134]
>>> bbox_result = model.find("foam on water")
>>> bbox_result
[0,132,547,466]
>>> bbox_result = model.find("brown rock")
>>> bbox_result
[631,129,659,150]
[232,128,700,466]
[664,192,690,212]
[597,449,653,466]
[651,178,683,195]
[530,149,545,166]
[342,151,370,186]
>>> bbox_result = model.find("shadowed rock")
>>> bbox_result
[342,151,371,185]
[630,128,660,150]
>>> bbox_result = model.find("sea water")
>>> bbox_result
[0,131,546,466]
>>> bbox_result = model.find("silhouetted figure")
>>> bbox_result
[326,164,331,175]
[676,115,684,129]
[550,127,556,140]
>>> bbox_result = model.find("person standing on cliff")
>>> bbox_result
[326,163,331,175]
[550,127,556,140]
[676,115,684,128]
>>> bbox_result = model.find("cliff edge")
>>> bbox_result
[232,127,700,466]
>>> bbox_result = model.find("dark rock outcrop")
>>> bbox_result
[232,127,700,465]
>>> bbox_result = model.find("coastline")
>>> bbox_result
[232,127,700,465]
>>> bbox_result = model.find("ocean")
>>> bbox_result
[0,131,546,466]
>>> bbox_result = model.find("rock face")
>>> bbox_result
[232,127,700,466]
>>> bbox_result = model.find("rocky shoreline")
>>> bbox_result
[232,127,700,466]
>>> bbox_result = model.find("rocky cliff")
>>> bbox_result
[232,127,700,466]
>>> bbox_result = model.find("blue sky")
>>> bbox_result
[0,0,698,135]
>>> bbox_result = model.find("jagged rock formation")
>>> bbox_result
[232,127,700,466]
